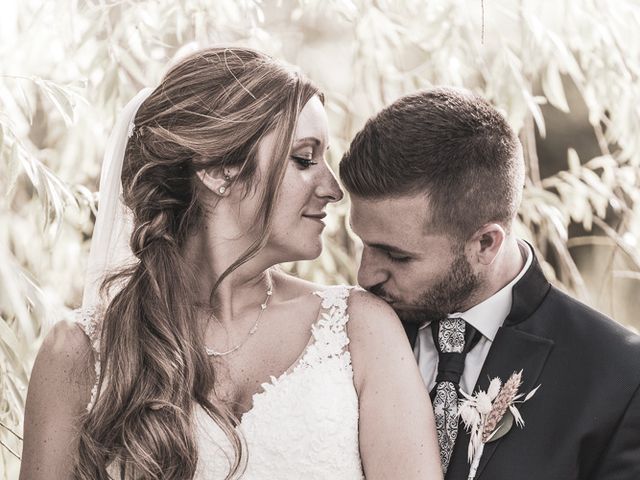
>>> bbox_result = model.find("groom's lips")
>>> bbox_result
[367,286,396,305]
[378,295,411,309]
[376,295,398,306]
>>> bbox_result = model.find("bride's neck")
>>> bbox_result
[182,222,275,319]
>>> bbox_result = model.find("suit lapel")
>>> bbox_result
[447,326,554,478]
[446,246,554,479]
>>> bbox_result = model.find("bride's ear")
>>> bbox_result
[196,166,239,196]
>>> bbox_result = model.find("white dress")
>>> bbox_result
[75,285,365,479]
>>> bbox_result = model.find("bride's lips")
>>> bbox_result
[302,212,327,225]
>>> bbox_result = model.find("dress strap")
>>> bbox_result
[73,306,103,412]
[303,285,354,364]
[74,306,101,351]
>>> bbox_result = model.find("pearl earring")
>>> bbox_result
[219,186,226,194]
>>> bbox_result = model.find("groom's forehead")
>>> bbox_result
[349,194,432,237]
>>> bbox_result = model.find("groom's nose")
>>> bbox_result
[357,248,388,290]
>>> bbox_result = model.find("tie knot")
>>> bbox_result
[431,317,481,385]
[437,317,467,353]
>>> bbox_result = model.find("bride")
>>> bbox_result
[20,47,442,479]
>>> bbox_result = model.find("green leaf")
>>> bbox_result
[115,46,149,86]
[36,80,75,126]
[4,145,20,199]
[0,317,22,358]
[547,31,585,84]
[523,90,546,138]
[567,148,581,174]
[542,63,570,113]
[0,250,35,342]
[16,82,34,125]
[9,143,36,194]
[73,184,97,216]
[100,66,120,107]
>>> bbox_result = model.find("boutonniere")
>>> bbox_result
[458,370,540,480]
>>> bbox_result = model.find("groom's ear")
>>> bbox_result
[469,223,505,266]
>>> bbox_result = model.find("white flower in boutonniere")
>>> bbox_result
[458,370,540,480]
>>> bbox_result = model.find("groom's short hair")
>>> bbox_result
[339,87,524,239]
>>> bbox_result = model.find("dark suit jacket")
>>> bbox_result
[403,255,640,480]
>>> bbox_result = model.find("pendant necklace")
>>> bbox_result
[205,275,274,357]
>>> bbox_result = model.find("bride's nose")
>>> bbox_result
[316,165,344,203]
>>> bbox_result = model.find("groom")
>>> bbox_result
[340,87,640,479]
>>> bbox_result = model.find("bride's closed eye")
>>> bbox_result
[291,154,318,169]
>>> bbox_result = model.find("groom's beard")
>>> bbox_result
[371,252,480,324]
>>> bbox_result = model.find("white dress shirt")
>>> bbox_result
[414,240,533,394]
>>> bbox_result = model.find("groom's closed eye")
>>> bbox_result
[386,250,411,263]
[367,243,414,263]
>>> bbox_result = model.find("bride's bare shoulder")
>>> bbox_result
[344,289,414,382]
[347,288,400,329]
[41,318,94,365]
[21,320,95,478]
[27,319,95,411]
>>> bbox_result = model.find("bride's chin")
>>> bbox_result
[305,237,324,260]
[282,238,324,263]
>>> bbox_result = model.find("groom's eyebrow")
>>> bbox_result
[348,220,416,255]
[369,242,415,256]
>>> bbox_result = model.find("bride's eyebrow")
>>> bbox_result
[293,136,322,147]
[293,137,331,154]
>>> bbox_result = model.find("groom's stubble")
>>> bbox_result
[371,246,481,325]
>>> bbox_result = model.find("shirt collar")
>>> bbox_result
[418,239,533,341]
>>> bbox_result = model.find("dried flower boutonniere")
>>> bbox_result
[458,370,540,480]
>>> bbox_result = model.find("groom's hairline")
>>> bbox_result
[347,188,432,202]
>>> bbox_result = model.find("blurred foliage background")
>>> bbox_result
[1,0,639,475]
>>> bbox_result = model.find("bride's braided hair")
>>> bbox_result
[74,47,320,479]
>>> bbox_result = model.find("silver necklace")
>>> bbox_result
[205,276,273,357]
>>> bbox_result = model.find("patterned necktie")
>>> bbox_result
[430,318,480,474]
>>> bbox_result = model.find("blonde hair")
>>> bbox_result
[74,47,320,479]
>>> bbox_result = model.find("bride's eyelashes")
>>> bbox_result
[291,154,318,169]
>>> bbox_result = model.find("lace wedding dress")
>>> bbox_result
[75,285,365,479]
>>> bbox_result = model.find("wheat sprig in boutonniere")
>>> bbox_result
[458,370,540,480]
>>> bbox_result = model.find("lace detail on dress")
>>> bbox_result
[246,284,353,406]
[73,286,364,479]
[195,285,364,480]
[300,285,351,364]
[73,306,103,412]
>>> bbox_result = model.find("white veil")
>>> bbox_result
[82,88,153,309]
